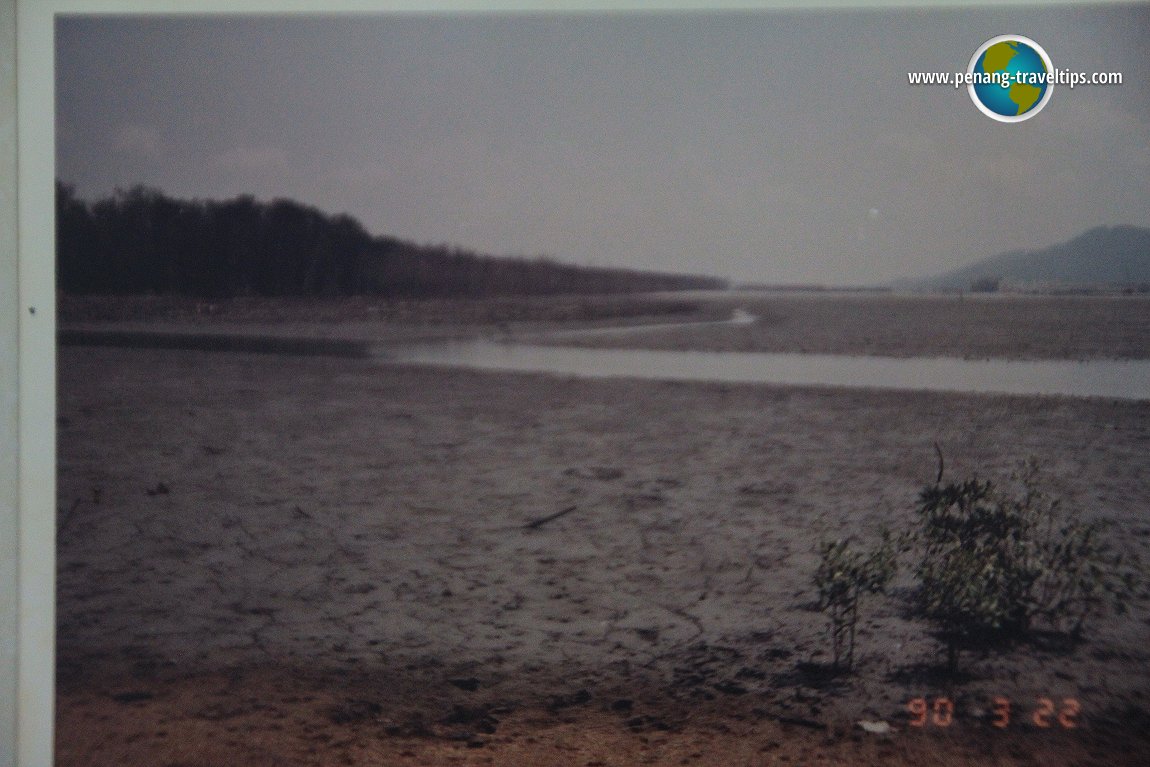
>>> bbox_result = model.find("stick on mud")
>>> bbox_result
[523,505,579,530]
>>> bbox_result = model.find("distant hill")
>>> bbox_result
[56,182,726,299]
[903,226,1150,292]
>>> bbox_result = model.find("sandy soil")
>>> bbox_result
[56,664,1148,767]
[56,309,1150,765]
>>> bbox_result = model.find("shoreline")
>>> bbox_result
[57,291,1150,361]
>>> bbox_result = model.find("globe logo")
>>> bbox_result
[968,35,1054,122]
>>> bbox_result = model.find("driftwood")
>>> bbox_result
[523,505,578,531]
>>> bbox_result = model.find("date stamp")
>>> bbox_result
[906,696,1081,729]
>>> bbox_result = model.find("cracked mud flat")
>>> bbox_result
[56,342,1150,765]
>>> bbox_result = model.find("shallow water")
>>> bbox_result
[381,340,1150,401]
[529,306,757,339]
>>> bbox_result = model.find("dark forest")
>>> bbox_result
[56,183,725,299]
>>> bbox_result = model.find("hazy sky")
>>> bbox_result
[56,5,1150,286]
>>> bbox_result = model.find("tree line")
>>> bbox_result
[56,183,725,298]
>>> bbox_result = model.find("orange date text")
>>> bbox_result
[905,696,1080,729]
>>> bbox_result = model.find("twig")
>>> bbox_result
[523,505,578,531]
[933,442,945,486]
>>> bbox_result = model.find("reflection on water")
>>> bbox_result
[533,307,757,339]
[381,341,1150,401]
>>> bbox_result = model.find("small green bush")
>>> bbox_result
[912,458,1140,673]
[814,533,896,671]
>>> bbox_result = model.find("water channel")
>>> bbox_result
[380,311,1150,401]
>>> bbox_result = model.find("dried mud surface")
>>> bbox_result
[56,319,1150,764]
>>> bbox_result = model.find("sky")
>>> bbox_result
[55,4,1150,287]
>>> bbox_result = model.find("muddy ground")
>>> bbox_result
[55,292,1150,764]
